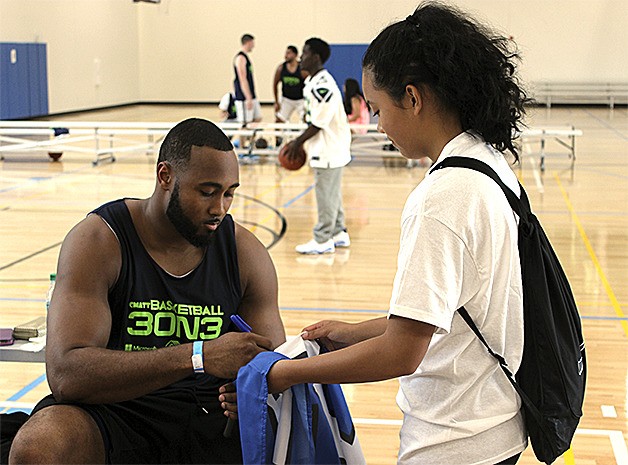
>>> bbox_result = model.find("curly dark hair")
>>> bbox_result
[158,118,233,171]
[362,1,531,161]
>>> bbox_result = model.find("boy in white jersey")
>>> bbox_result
[282,38,352,255]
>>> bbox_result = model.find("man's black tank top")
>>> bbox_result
[280,62,304,101]
[92,199,242,390]
[233,51,256,101]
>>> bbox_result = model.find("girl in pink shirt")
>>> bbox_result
[344,78,370,134]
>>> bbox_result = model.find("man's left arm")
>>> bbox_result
[234,223,286,348]
[219,223,286,419]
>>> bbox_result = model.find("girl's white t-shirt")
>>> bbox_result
[389,132,527,464]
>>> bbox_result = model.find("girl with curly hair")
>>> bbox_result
[268,3,531,463]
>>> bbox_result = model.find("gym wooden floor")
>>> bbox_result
[1,103,626,464]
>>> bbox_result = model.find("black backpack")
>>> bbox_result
[431,156,586,465]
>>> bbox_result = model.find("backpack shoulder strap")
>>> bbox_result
[430,156,528,219]
[459,306,545,427]
[458,307,515,380]
[434,156,550,432]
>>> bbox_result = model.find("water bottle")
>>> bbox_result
[46,273,56,313]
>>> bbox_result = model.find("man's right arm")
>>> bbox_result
[46,214,271,404]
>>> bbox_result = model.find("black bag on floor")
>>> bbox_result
[1,412,29,464]
[431,157,586,465]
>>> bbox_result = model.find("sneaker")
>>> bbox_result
[332,230,351,248]
[295,238,335,255]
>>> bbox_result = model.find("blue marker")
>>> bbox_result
[230,314,252,333]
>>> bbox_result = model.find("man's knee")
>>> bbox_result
[9,405,105,464]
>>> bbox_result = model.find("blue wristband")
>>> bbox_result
[192,341,204,374]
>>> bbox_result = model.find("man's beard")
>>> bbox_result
[166,181,216,248]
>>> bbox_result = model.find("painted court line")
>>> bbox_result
[6,374,46,402]
[601,405,618,418]
[1,374,46,413]
[0,162,94,198]
[577,429,628,464]
[353,418,628,464]
[0,401,36,410]
[281,184,315,208]
[582,109,628,141]
[0,408,624,462]
[526,151,544,193]
[555,174,628,337]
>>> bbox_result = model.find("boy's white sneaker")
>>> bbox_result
[332,230,351,248]
[295,238,335,255]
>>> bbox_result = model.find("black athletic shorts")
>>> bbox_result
[32,377,242,464]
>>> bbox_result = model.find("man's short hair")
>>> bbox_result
[304,38,330,64]
[158,118,233,171]
[241,34,255,45]
[287,45,298,55]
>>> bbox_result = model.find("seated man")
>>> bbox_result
[9,118,286,464]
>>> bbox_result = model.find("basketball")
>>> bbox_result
[48,152,63,161]
[278,143,306,171]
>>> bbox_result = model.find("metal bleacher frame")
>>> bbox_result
[532,82,628,109]
[0,121,581,172]
[0,121,584,363]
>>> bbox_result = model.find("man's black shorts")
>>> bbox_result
[32,378,242,464]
